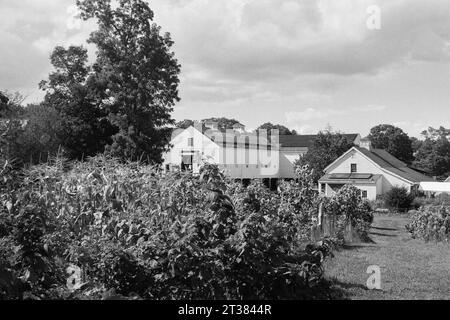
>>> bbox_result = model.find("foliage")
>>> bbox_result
[175,119,196,129]
[323,185,374,241]
[75,0,180,163]
[406,206,450,242]
[413,127,450,179]
[201,117,243,132]
[383,187,414,212]
[295,131,355,183]
[0,91,28,166]
[412,194,450,209]
[39,45,117,161]
[257,123,297,135]
[368,124,414,164]
[0,157,335,300]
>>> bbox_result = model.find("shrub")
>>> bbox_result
[323,185,374,241]
[413,194,450,209]
[0,156,335,300]
[384,187,414,212]
[406,206,450,242]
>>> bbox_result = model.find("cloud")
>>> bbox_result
[0,0,94,102]
[2,0,450,138]
[353,105,388,112]
[286,108,346,122]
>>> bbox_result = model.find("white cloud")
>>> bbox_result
[353,105,388,112]
[286,108,346,122]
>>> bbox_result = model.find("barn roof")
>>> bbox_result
[279,134,359,148]
[354,147,434,183]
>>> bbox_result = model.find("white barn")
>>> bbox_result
[163,124,360,182]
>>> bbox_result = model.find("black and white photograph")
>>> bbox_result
[1,0,450,309]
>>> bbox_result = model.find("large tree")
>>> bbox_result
[40,46,116,160]
[257,122,297,135]
[368,124,414,163]
[295,131,355,183]
[76,0,181,163]
[414,126,450,179]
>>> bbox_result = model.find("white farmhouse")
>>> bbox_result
[318,138,434,200]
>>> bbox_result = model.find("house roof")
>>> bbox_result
[279,134,359,148]
[169,126,273,149]
[326,146,434,183]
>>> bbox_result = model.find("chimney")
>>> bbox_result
[359,137,372,151]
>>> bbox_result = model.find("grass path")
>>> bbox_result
[324,214,450,300]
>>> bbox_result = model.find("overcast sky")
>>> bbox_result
[1,0,450,137]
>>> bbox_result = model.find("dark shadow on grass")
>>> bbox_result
[303,279,352,300]
[369,232,397,237]
[323,278,373,300]
[341,244,377,250]
[371,226,398,231]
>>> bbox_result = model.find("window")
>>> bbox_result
[362,190,368,198]
[320,183,326,193]
[351,163,357,173]
[187,138,194,147]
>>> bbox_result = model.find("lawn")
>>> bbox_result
[324,213,450,300]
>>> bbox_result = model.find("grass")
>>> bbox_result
[324,213,450,300]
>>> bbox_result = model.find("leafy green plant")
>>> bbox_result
[0,156,337,300]
[406,206,450,242]
[384,186,414,212]
[323,185,374,241]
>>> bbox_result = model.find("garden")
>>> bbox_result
[0,156,373,300]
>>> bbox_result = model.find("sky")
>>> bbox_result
[1,0,450,138]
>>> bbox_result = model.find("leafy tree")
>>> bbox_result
[40,46,117,160]
[368,124,414,163]
[421,126,450,141]
[410,137,423,154]
[295,131,355,183]
[0,91,8,105]
[20,104,65,164]
[414,127,450,179]
[201,117,242,132]
[76,0,181,163]
[257,122,297,135]
[0,91,27,164]
[175,119,195,129]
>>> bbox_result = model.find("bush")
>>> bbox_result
[384,187,414,212]
[412,194,450,209]
[0,157,335,300]
[406,206,450,242]
[323,185,374,241]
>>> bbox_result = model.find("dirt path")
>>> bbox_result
[324,214,450,300]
